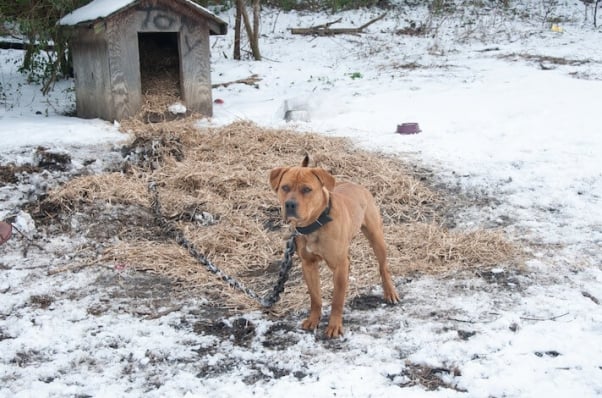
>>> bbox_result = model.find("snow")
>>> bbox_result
[58,0,224,26]
[2,1,602,397]
[0,116,124,150]
[169,102,187,115]
[58,0,136,25]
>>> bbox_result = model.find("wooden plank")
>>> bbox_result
[71,27,112,120]
[179,18,212,116]
[107,11,140,120]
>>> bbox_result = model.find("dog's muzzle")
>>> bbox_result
[284,200,298,219]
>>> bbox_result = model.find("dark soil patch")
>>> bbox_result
[395,22,427,36]
[86,269,183,319]
[25,199,163,242]
[29,294,54,309]
[0,163,40,184]
[348,294,392,311]
[121,135,184,171]
[457,330,477,340]
[262,321,300,349]
[241,361,303,384]
[10,349,46,367]
[196,359,239,379]
[79,204,163,243]
[35,147,71,172]
[193,317,256,347]
[475,268,522,290]
[500,53,590,66]
[389,362,466,392]
[22,195,66,228]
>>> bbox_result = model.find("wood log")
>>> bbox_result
[212,74,261,88]
[0,40,54,51]
[290,13,386,36]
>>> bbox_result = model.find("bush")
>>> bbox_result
[0,0,88,93]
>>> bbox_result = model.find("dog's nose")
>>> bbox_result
[285,200,298,218]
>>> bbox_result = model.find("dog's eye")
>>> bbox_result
[301,186,312,194]
[281,185,291,193]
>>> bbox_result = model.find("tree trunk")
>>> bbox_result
[233,0,242,60]
[234,0,261,61]
[252,0,260,48]
[250,0,261,61]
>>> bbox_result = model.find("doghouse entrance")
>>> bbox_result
[138,32,181,98]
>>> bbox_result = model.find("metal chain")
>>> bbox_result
[260,232,298,307]
[148,181,295,308]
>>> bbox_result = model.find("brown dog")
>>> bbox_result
[269,156,399,338]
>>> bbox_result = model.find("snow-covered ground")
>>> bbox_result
[1,1,601,397]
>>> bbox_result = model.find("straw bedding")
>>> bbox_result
[49,117,520,313]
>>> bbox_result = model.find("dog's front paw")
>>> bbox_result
[301,316,320,331]
[383,283,400,304]
[384,289,400,304]
[325,322,344,338]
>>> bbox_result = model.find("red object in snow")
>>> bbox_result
[396,123,421,135]
[214,98,224,104]
[0,221,12,245]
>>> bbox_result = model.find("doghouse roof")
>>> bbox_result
[59,0,227,35]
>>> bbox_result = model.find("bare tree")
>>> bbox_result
[581,0,601,26]
[233,0,261,61]
[234,0,242,60]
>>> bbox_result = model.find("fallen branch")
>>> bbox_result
[520,312,569,322]
[290,13,386,36]
[309,17,342,30]
[476,47,500,52]
[212,74,261,88]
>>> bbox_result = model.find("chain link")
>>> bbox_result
[148,181,295,308]
[260,232,298,307]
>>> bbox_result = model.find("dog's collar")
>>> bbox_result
[295,199,333,235]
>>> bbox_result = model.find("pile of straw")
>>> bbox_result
[50,119,520,313]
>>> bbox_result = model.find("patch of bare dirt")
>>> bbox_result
[0,164,40,184]
[388,362,466,392]
[500,52,591,66]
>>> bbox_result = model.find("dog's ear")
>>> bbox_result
[269,167,289,192]
[311,168,336,192]
[301,154,310,167]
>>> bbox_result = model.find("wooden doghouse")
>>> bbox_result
[59,0,227,121]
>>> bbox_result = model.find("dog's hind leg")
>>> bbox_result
[361,205,400,304]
